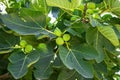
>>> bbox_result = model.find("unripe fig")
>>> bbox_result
[25,44,33,53]
[87,2,96,9]
[79,4,84,10]
[63,34,71,41]
[56,37,64,45]
[38,43,48,52]
[20,40,27,47]
[54,28,62,36]
[86,9,94,14]
[92,14,100,19]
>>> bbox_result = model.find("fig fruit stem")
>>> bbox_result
[44,28,55,35]
[65,42,71,51]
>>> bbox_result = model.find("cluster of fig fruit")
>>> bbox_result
[20,39,48,54]
[20,40,33,54]
[54,28,71,45]
[86,2,100,19]
[79,2,100,19]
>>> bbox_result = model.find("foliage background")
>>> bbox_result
[0,0,120,80]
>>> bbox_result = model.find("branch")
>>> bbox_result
[0,73,11,80]
[82,3,89,23]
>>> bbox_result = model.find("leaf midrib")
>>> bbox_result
[4,17,42,30]
[65,48,88,76]
[17,55,28,77]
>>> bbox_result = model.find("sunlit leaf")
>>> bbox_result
[98,26,119,46]
[46,0,81,10]
[30,0,48,13]
[110,0,120,17]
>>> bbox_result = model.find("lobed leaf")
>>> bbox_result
[33,43,54,79]
[80,44,99,60]
[0,10,46,35]
[57,68,75,80]
[59,46,94,78]
[33,54,53,79]
[86,27,105,63]
[110,0,120,17]
[30,0,48,13]
[46,0,81,10]
[8,50,40,79]
[0,30,19,54]
[97,26,119,46]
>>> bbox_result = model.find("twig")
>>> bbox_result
[0,73,11,80]
[82,3,89,23]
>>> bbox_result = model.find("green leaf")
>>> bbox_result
[97,26,119,46]
[30,0,48,13]
[86,27,104,63]
[114,24,120,39]
[23,68,33,80]
[80,44,99,60]
[89,17,102,27]
[0,30,19,54]
[110,0,120,17]
[46,0,81,11]
[0,11,46,35]
[19,9,46,27]
[57,68,75,80]
[90,0,103,3]
[8,50,40,79]
[33,54,53,79]
[70,22,88,37]
[67,28,81,37]
[33,43,54,79]
[59,46,94,78]
[58,70,92,80]
[94,62,107,79]
[94,62,107,74]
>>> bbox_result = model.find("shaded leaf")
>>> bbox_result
[0,29,19,54]
[90,0,103,3]
[8,50,40,79]
[19,9,46,27]
[23,68,33,80]
[57,68,75,80]
[67,28,82,38]
[59,46,94,78]
[80,44,99,60]
[51,7,60,18]
[86,27,104,63]
[94,62,107,74]
[0,11,46,35]
[89,17,102,27]
[33,43,54,79]
[33,54,53,79]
